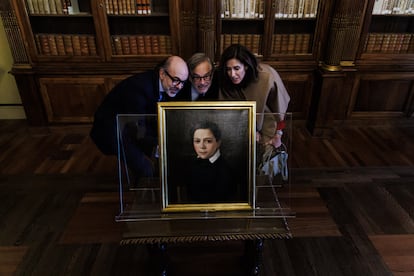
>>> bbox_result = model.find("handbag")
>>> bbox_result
[258,143,288,181]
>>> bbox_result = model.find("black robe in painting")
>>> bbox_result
[187,156,238,204]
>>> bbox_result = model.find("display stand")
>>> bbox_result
[115,111,293,275]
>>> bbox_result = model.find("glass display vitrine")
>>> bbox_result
[115,107,293,242]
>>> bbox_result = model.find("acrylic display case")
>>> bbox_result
[115,103,293,243]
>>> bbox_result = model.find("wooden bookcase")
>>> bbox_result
[1,0,413,134]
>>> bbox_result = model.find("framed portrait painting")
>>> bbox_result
[157,101,256,212]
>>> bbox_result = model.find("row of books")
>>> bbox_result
[106,0,152,15]
[35,34,97,56]
[220,0,265,19]
[364,33,414,53]
[220,34,262,55]
[272,33,311,54]
[274,0,319,18]
[26,0,80,15]
[220,33,311,55]
[373,0,414,14]
[111,35,172,55]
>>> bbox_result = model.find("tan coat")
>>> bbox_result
[219,63,290,141]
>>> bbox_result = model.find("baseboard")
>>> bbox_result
[0,105,26,119]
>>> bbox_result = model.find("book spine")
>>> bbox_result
[364,33,376,53]
[129,36,138,54]
[294,33,304,53]
[120,35,130,54]
[112,0,119,15]
[47,34,59,56]
[26,0,35,14]
[119,0,126,15]
[287,33,296,53]
[151,36,160,54]
[49,0,57,14]
[39,34,51,55]
[105,0,112,14]
[394,33,404,53]
[303,0,311,17]
[54,0,63,14]
[272,34,282,54]
[31,0,39,13]
[244,34,253,52]
[35,34,42,54]
[71,35,82,55]
[136,35,145,54]
[55,34,66,55]
[400,33,412,53]
[165,36,172,53]
[112,36,123,54]
[37,0,45,13]
[79,35,89,56]
[63,34,74,55]
[407,34,414,52]
[144,35,152,54]
[224,34,232,51]
[136,0,142,14]
[252,34,261,55]
[373,0,384,14]
[125,0,132,14]
[143,0,150,14]
[302,33,311,53]
[238,34,246,48]
[87,36,97,56]
[311,0,319,17]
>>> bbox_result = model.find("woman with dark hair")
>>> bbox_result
[218,44,290,149]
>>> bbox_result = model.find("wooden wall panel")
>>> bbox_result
[39,77,108,123]
[349,73,414,118]
[279,72,314,120]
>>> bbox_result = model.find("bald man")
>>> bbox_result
[90,56,188,179]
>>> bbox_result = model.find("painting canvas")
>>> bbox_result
[158,101,256,212]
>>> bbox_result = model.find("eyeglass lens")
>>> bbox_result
[192,73,212,82]
[164,70,185,86]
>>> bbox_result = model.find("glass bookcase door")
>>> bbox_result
[16,0,103,62]
[270,0,320,58]
[361,0,414,58]
[217,0,323,61]
[100,0,178,60]
[217,0,266,59]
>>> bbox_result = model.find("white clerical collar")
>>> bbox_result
[209,149,221,163]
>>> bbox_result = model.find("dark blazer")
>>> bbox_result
[90,70,160,155]
[174,70,219,101]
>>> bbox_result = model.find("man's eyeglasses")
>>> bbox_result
[164,70,186,86]
[191,72,213,82]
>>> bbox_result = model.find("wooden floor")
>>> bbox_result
[0,119,414,275]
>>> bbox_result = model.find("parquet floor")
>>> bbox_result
[0,119,413,275]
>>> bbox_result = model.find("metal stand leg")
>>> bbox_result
[251,239,264,276]
[158,243,168,276]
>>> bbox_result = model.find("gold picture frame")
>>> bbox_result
[158,101,256,212]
